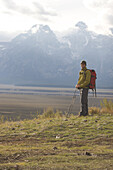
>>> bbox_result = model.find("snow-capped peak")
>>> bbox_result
[30,24,40,34]
[29,24,51,34]
[40,25,51,33]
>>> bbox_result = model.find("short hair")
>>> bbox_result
[81,60,87,66]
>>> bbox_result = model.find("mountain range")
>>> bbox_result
[0,21,113,88]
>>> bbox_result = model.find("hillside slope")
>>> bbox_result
[0,113,113,169]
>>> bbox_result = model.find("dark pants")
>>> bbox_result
[80,88,89,116]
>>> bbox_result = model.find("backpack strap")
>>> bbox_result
[84,69,90,88]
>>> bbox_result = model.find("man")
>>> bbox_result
[76,60,91,116]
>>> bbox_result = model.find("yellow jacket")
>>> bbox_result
[77,67,91,88]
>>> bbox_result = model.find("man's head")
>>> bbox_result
[80,60,87,69]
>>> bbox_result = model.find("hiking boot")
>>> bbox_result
[84,113,89,116]
[78,112,84,117]
[78,112,88,117]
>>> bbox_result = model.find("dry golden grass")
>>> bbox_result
[38,107,66,119]
[89,107,101,115]
[89,98,113,115]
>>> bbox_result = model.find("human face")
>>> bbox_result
[81,63,86,69]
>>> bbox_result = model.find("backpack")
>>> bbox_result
[85,69,97,97]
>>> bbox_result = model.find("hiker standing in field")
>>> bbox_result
[76,60,91,116]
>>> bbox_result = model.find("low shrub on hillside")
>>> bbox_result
[100,99,113,114]
[89,99,113,115]
[89,107,101,115]
[40,107,65,119]
[100,98,113,109]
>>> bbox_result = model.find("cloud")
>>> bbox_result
[105,15,113,25]
[83,0,107,9]
[2,0,17,10]
[0,31,20,41]
[83,0,113,26]
[33,2,57,16]
[1,0,57,21]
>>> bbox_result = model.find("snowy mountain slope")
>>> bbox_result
[0,22,113,88]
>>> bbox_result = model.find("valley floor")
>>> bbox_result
[0,93,112,120]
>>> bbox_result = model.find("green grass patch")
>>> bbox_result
[0,111,113,169]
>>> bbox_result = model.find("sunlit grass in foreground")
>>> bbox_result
[0,99,113,169]
[89,99,113,115]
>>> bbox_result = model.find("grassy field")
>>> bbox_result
[0,110,113,169]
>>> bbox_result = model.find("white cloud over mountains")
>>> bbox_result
[83,0,113,25]
[0,0,113,41]
[1,0,57,21]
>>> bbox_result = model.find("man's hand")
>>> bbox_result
[76,84,80,88]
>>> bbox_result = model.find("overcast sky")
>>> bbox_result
[0,0,113,41]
